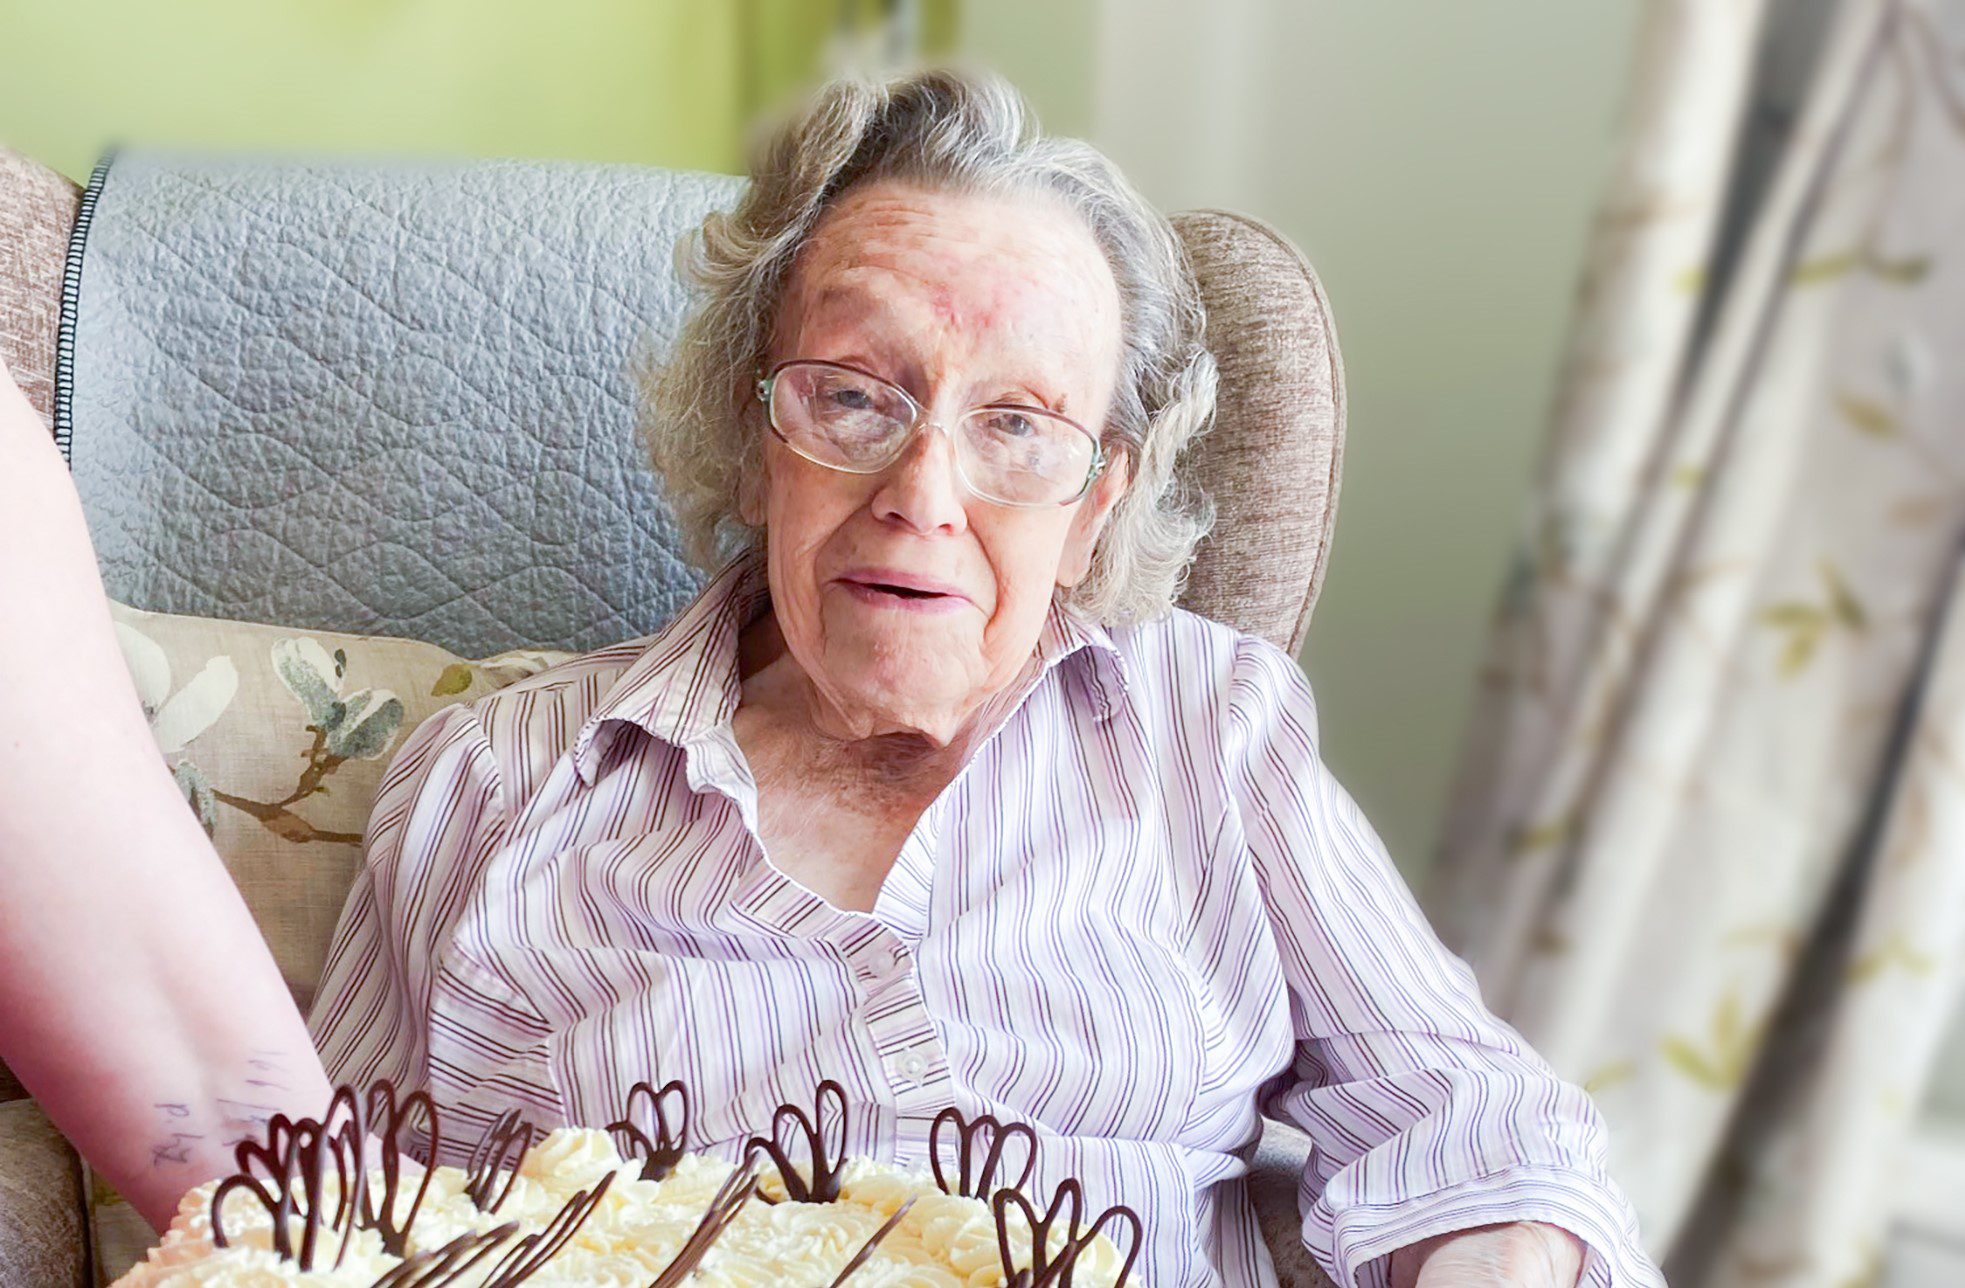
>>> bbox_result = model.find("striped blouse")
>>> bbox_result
[308,553,1661,1288]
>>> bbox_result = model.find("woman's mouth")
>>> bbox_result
[833,571,972,614]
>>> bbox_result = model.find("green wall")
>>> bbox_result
[964,2,1640,880]
[0,1,938,182]
[1260,3,1639,884]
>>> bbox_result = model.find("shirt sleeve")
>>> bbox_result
[308,701,509,1095]
[1225,634,1662,1288]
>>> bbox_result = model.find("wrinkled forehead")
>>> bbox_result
[772,180,1124,399]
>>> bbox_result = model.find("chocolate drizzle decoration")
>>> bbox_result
[605,1078,691,1181]
[825,1195,917,1287]
[463,1109,535,1215]
[929,1105,1037,1199]
[476,1172,615,1287]
[369,1224,520,1287]
[210,1111,360,1271]
[740,1078,850,1203]
[992,1178,1142,1288]
[211,1079,449,1264]
[363,1175,614,1288]
[648,1160,761,1288]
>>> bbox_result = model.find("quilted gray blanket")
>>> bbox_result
[60,148,745,656]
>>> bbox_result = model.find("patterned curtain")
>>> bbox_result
[1425,0,1965,1283]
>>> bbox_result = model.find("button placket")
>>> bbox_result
[844,925,948,1108]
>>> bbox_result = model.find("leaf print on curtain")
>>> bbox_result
[1757,558,1868,678]
[1425,0,1965,1284]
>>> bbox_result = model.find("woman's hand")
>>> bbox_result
[1390,1221,1588,1288]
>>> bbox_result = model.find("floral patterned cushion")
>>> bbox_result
[87,602,574,1281]
[106,601,573,1011]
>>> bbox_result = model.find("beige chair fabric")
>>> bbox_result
[0,144,1344,1287]
[1171,209,1347,653]
[0,148,74,433]
[0,1098,90,1288]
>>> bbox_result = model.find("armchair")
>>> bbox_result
[0,143,1345,1286]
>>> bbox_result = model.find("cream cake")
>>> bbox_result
[110,1080,1143,1287]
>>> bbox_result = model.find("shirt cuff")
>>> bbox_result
[1306,1162,1665,1288]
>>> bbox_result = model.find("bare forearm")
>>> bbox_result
[1389,1220,1588,1288]
[0,363,332,1229]
[0,841,333,1231]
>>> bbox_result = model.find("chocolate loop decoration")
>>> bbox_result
[992,1178,1142,1288]
[1074,1201,1143,1288]
[342,1081,442,1255]
[740,1079,850,1203]
[464,1109,536,1215]
[825,1195,918,1287]
[993,1180,1082,1288]
[649,1160,761,1288]
[210,1112,360,1272]
[203,1077,1140,1287]
[929,1105,1037,1199]
[605,1078,691,1181]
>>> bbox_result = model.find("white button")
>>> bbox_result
[888,1049,931,1087]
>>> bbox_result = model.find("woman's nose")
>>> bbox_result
[869,422,969,535]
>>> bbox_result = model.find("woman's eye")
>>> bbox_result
[828,387,876,412]
[992,412,1037,438]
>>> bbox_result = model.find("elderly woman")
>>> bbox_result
[309,70,1660,1288]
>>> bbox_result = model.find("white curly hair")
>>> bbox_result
[641,66,1218,624]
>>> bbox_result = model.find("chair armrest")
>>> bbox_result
[0,1096,91,1287]
[1251,1118,1338,1288]
[0,147,81,433]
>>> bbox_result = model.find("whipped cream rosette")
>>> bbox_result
[110,1079,1143,1287]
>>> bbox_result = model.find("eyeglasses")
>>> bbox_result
[755,359,1106,508]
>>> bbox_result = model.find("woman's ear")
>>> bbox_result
[1056,450,1131,589]
[738,449,770,528]
[738,478,764,528]
[738,383,770,528]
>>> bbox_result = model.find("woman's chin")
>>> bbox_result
[819,586,989,652]
[812,655,980,743]
[805,603,1001,739]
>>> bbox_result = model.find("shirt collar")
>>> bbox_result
[569,548,1132,788]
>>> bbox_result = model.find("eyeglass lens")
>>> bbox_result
[769,362,1096,506]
